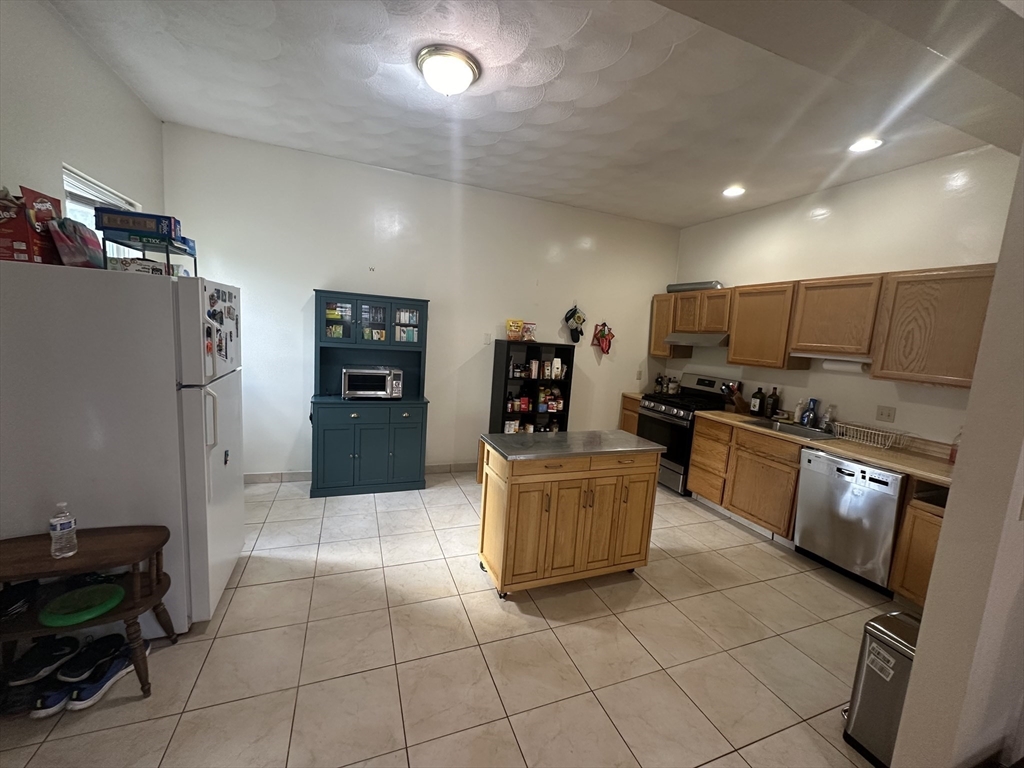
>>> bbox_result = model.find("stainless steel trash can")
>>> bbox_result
[844,611,920,768]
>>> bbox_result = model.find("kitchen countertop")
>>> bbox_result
[481,430,664,461]
[696,411,954,486]
[623,392,643,401]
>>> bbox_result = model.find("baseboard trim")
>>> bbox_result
[425,464,451,474]
[245,471,311,484]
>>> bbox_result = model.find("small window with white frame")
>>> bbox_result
[62,165,139,262]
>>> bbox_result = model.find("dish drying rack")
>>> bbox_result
[831,422,910,450]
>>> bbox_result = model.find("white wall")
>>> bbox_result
[664,146,1019,443]
[894,148,1023,768]
[162,124,679,472]
[0,0,163,211]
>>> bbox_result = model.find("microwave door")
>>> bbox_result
[346,372,389,398]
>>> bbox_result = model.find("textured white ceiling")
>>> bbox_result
[52,0,985,227]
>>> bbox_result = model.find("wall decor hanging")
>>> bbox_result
[592,322,615,354]
[563,304,586,343]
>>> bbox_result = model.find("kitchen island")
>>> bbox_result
[477,431,663,596]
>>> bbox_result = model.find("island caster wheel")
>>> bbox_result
[479,561,487,573]
[497,591,508,600]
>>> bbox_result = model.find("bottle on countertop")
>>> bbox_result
[50,502,77,559]
[765,387,780,419]
[749,387,765,417]
[949,428,962,464]
[818,404,836,432]
[800,398,820,428]
[793,398,808,424]
[654,374,663,394]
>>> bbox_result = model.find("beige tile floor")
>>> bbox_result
[0,475,903,768]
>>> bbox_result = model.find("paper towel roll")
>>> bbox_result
[821,359,870,374]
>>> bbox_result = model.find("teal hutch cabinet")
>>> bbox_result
[311,290,428,497]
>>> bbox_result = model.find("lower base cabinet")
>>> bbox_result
[724,449,799,536]
[311,403,426,496]
[479,443,660,593]
[889,502,943,604]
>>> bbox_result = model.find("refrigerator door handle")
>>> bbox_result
[205,388,220,448]
[202,317,217,380]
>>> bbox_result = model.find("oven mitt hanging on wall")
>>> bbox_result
[591,322,615,354]
[564,305,586,343]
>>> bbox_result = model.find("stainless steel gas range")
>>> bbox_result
[636,373,740,494]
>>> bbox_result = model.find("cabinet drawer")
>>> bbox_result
[589,452,658,471]
[621,396,640,414]
[735,429,801,465]
[690,435,730,475]
[512,456,591,476]
[694,418,732,443]
[318,406,389,426]
[687,465,724,504]
[391,406,424,423]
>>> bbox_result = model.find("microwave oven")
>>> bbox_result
[342,366,403,399]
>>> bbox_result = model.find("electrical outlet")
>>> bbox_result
[636,369,643,381]
[484,333,492,345]
[876,405,896,423]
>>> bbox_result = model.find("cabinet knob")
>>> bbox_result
[350,413,359,418]
[349,454,353,458]
[389,452,393,457]
[618,459,635,464]
[402,412,410,418]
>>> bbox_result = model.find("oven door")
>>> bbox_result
[636,409,693,472]
[342,370,392,399]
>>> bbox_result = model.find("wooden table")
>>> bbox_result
[0,526,177,698]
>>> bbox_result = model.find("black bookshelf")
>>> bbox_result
[488,340,576,434]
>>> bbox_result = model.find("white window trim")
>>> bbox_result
[62,164,140,212]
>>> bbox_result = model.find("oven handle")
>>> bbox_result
[638,409,692,427]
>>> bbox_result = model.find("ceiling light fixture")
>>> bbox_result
[417,45,480,96]
[848,137,884,153]
[722,185,746,197]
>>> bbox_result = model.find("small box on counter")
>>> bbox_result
[94,207,180,239]
[0,186,62,264]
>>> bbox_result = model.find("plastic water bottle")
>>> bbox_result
[50,502,78,559]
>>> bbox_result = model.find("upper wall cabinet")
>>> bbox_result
[699,289,732,333]
[672,289,732,333]
[790,275,882,357]
[871,265,995,387]
[649,294,691,359]
[728,282,803,369]
[672,292,700,333]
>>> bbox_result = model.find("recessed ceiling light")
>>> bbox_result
[722,185,745,197]
[417,45,480,96]
[849,137,884,153]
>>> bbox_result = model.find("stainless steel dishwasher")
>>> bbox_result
[794,448,905,587]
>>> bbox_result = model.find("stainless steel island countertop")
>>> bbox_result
[480,430,664,461]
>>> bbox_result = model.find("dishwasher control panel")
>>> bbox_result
[803,451,901,496]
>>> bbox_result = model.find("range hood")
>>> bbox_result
[664,332,729,347]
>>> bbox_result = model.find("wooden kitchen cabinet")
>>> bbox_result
[672,292,701,332]
[650,294,675,357]
[728,282,807,369]
[619,394,640,435]
[699,289,732,333]
[478,440,661,594]
[871,264,994,387]
[544,479,587,578]
[724,449,799,537]
[673,289,731,334]
[889,502,943,604]
[790,275,881,356]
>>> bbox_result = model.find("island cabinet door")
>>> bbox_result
[506,482,550,585]
[580,476,622,571]
[724,449,797,537]
[614,473,656,564]
[543,479,587,578]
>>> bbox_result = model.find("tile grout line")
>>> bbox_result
[378,508,411,758]
[282,566,317,766]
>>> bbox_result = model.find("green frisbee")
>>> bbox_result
[39,584,125,627]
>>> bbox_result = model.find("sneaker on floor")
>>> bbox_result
[57,634,126,682]
[29,677,73,719]
[0,681,40,716]
[67,641,149,711]
[8,637,80,686]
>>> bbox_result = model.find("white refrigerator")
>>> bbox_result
[0,262,244,633]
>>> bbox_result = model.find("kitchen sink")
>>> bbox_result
[743,418,838,440]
